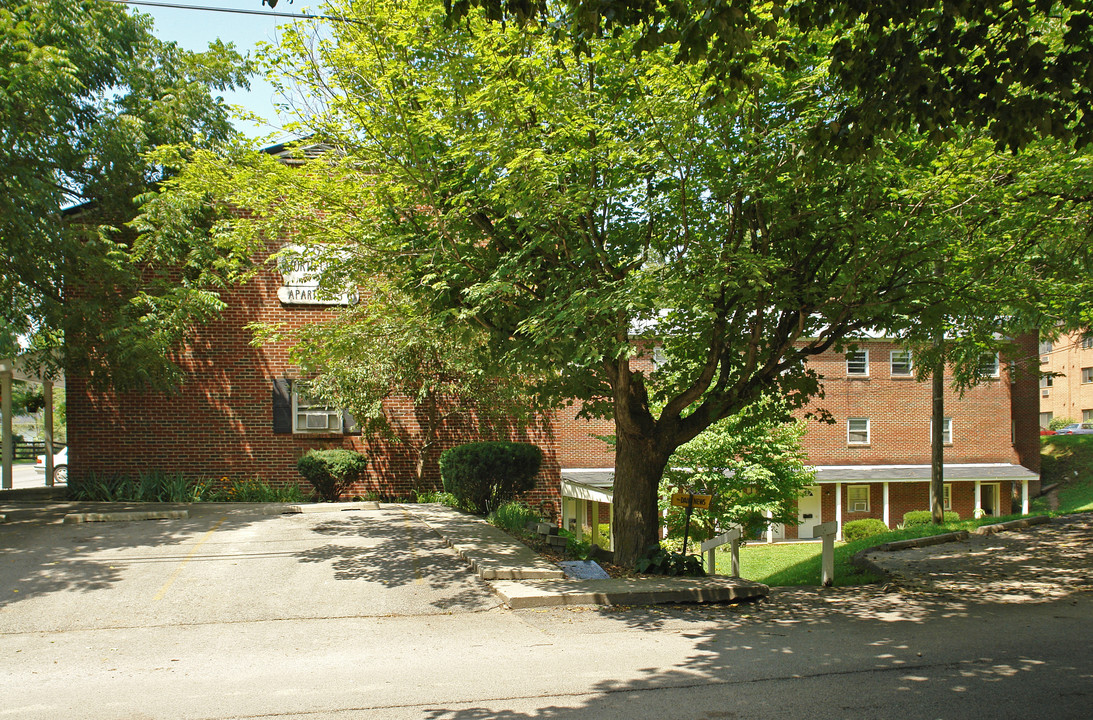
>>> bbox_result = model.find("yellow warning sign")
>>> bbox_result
[670,493,712,510]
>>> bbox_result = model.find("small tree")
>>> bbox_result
[297,449,368,502]
[662,400,814,544]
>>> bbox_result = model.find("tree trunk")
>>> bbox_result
[931,352,945,524]
[611,429,672,567]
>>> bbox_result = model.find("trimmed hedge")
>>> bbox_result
[297,449,368,502]
[439,441,542,514]
[902,509,960,527]
[842,518,890,542]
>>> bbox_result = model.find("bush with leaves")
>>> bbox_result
[842,518,891,542]
[635,544,706,577]
[902,510,960,527]
[1049,416,1077,431]
[296,449,368,502]
[439,441,542,514]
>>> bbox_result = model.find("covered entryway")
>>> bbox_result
[1,356,64,490]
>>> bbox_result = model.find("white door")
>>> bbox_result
[980,483,1000,518]
[797,486,822,539]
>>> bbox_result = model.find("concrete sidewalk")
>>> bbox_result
[404,503,769,608]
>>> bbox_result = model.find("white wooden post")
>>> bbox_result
[44,380,54,487]
[815,520,838,587]
[765,509,774,544]
[834,483,843,541]
[608,500,615,551]
[700,529,741,577]
[1,365,12,490]
[1021,479,1030,515]
[561,495,573,534]
[590,500,600,547]
[974,479,983,517]
[882,482,890,528]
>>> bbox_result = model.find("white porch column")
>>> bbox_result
[590,500,600,547]
[44,380,54,487]
[608,500,615,551]
[765,509,774,544]
[561,495,573,534]
[974,479,982,516]
[835,482,843,541]
[883,482,890,528]
[1022,479,1030,515]
[1,365,12,490]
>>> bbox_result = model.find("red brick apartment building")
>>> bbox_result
[68,225,1042,542]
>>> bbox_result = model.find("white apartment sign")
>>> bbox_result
[276,244,358,306]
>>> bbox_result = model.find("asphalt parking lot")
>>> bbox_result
[0,503,501,634]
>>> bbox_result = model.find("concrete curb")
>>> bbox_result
[972,515,1051,536]
[491,576,769,609]
[874,530,971,552]
[273,501,381,514]
[63,510,189,524]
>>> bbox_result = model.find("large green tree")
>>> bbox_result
[0,0,251,386]
[447,0,1093,152]
[170,0,1093,566]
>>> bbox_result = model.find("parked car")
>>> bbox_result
[33,446,67,484]
[1056,422,1093,435]
[1040,428,1057,436]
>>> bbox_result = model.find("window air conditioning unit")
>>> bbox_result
[850,502,868,512]
[1042,389,1050,398]
[305,412,331,430]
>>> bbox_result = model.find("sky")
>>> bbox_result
[124,0,335,143]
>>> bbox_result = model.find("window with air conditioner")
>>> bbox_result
[978,353,1000,378]
[294,393,343,434]
[847,485,870,512]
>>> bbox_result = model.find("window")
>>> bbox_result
[847,485,870,512]
[978,353,1000,378]
[848,418,870,445]
[846,350,869,376]
[929,417,954,445]
[1084,410,1093,422]
[1082,367,1093,384]
[294,392,343,433]
[890,350,913,376]
[1082,335,1093,350]
[943,484,953,512]
[1039,340,1053,355]
[271,380,357,435]
[1040,375,1053,388]
[1040,412,1053,428]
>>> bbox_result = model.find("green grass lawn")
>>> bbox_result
[1036,434,1093,513]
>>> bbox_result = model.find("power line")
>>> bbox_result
[105,0,360,24]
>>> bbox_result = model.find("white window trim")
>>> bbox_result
[979,353,1000,378]
[890,350,913,376]
[847,350,869,376]
[847,484,870,513]
[930,417,954,445]
[848,418,870,445]
[1082,367,1093,385]
[943,484,953,512]
[292,392,344,434]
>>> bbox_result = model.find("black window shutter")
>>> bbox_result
[272,379,293,434]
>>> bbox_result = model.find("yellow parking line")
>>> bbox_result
[153,517,225,601]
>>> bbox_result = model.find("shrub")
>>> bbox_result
[296,449,368,502]
[842,518,890,542]
[438,441,542,514]
[635,543,706,577]
[488,501,541,533]
[1049,416,1077,431]
[902,510,960,527]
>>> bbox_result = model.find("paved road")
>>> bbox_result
[2,503,1091,719]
